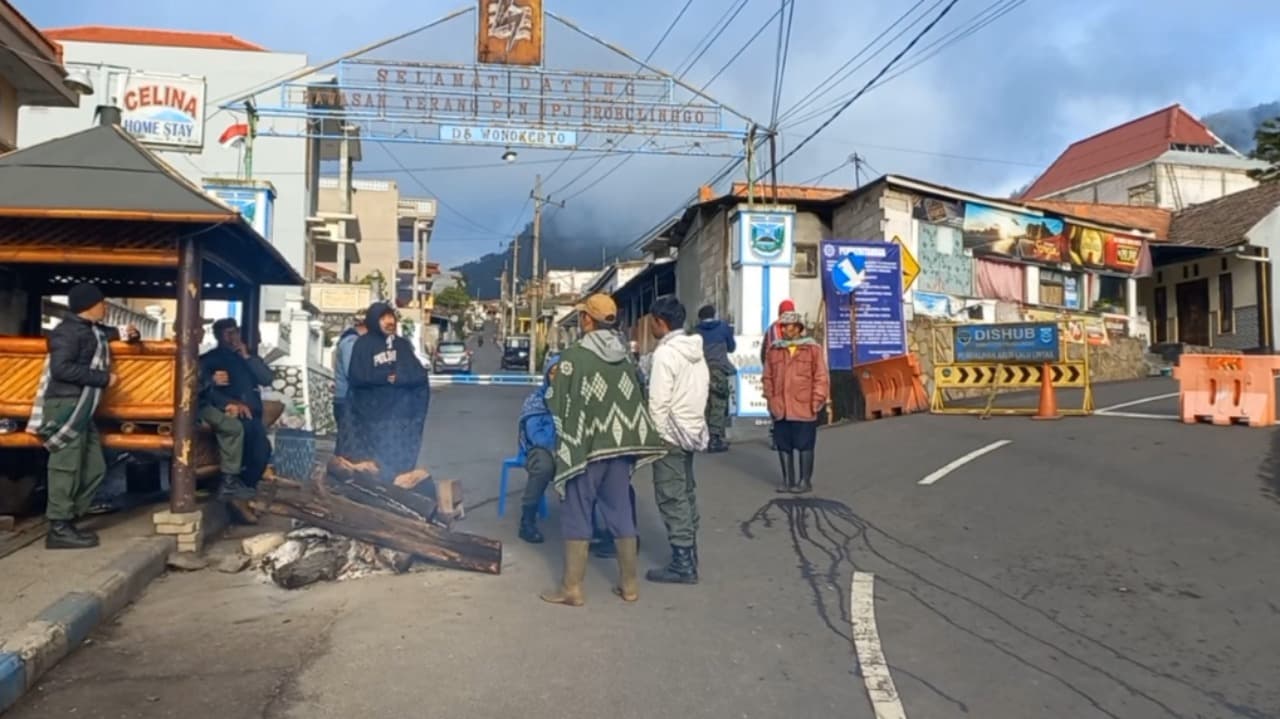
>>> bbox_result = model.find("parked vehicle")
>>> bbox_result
[433,341,472,374]
[501,336,532,371]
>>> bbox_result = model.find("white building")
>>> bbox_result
[18,26,310,319]
[1020,104,1268,210]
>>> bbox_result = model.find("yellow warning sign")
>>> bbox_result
[892,235,920,291]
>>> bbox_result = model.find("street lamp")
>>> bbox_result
[62,68,94,96]
[502,147,518,163]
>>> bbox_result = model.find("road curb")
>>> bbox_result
[0,536,172,714]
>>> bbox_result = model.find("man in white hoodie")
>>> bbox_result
[644,295,710,584]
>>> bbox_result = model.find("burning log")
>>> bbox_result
[252,477,501,575]
[321,458,439,525]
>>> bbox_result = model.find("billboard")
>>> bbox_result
[478,0,544,66]
[119,72,206,151]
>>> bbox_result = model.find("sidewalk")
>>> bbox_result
[0,507,174,713]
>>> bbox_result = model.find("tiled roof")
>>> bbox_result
[1020,105,1224,199]
[44,25,266,52]
[1023,200,1173,241]
[728,181,848,203]
[1167,183,1280,249]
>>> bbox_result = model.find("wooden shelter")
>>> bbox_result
[0,122,303,514]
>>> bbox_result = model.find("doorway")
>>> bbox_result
[1176,278,1210,346]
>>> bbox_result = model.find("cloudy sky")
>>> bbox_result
[24,0,1280,267]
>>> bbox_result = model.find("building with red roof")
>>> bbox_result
[1020,104,1268,211]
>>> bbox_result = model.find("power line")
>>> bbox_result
[764,0,960,179]
[768,0,797,127]
[775,0,934,124]
[795,137,1044,167]
[374,141,511,238]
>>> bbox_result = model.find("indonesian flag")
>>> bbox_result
[219,123,250,148]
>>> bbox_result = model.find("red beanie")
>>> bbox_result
[778,299,796,313]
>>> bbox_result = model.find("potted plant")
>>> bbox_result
[272,401,314,481]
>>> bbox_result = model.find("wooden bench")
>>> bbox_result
[0,337,283,481]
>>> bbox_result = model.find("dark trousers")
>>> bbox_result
[523,447,554,510]
[559,458,635,541]
[333,399,352,457]
[240,416,271,486]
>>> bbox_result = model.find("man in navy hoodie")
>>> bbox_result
[695,305,736,453]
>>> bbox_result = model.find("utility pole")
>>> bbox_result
[510,234,520,338]
[851,153,865,189]
[529,173,565,375]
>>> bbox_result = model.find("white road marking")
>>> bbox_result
[1094,410,1179,421]
[851,572,907,719]
[917,440,1011,486]
[1095,392,1179,413]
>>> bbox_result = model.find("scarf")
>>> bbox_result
[28,324,111,451]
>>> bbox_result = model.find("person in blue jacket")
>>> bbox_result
[332,314,366,457]
[696,304,737,452]
[516,352,560,543]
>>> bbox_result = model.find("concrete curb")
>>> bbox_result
[0,536,172,714]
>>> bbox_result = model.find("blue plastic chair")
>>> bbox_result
[498,447,549,518]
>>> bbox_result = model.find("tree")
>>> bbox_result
[435,286,471,313]
[1248,116,1280,183]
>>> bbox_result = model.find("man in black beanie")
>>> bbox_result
[28,283,139,549]
[199,318,274,499]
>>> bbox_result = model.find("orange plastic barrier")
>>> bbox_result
[855,353,929,420]
[1173,354,1280,427]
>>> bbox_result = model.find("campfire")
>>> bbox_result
[242,457,502,589]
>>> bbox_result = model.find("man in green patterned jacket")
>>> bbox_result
[541,294,666,607]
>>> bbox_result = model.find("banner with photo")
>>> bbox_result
[1067,224,1145,274]
[961,202,1067,262]
[912,196,965,229]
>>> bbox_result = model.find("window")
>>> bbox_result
[1154,286,1168,343]
[1219,273,1234,334]
[1039,270,1082,309]
[264,310,282,322]
[792,244,818,278]
[1094,275,1128,313]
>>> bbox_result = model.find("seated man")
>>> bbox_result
[199,318,274,499]
[515,352,559,544]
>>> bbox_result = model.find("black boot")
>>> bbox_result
[795,450,815,494]
[646,545,698,584]
[775,451,795,493]
[707,435,730,453]
[517,505,544,544]
[217,474,254,501]
[46,520,99,550]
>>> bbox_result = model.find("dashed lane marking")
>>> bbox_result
[917,440,1011,486]
[851,572,907,719]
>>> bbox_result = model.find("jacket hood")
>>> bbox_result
[661,330,706,364]
[364,303,395,337]
[580,329,630,364]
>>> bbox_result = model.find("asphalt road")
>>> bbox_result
[8,366,1280,718]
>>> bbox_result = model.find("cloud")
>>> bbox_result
[21,0,1280,266]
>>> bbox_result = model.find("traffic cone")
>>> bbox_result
[1031,362,1062,421]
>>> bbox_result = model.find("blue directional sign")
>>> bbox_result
[954,323,1060,363]
[831,253,866,295]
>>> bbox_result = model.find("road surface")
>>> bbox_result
[8,335,1279,719]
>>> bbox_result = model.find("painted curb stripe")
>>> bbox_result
[0,651,25,713]
[36,592,102,650]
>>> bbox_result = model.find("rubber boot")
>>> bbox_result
[540,540,590,607]
[517,505,544,544]
[45,520,98,550]
[775,451,795,493]
[646,545,698,584]
[795,450,815,494]
[612,537,640,602]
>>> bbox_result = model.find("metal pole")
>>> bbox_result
[511,234,520,337]
[531,174,543,376]
[419,220,430,351]
[171,234,202,515]
[769,132,779,204]
[412,219,422,351]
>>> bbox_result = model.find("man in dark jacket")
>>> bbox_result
[332,315,366,457]
[199,318,274,499]
[27,283,139,549]
[348,303,430,482]
[695,304,736,453]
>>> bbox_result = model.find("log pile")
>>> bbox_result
[247,458,501,588]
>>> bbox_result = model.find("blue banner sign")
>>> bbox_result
[820,240,906,370]
[954,323,1060,363]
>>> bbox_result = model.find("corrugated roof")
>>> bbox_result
[1023,200,1173,241]
[1020,105,1225,199]
[0,124,237,217]
[1166,183,1280,249]
[45,25,267,52]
